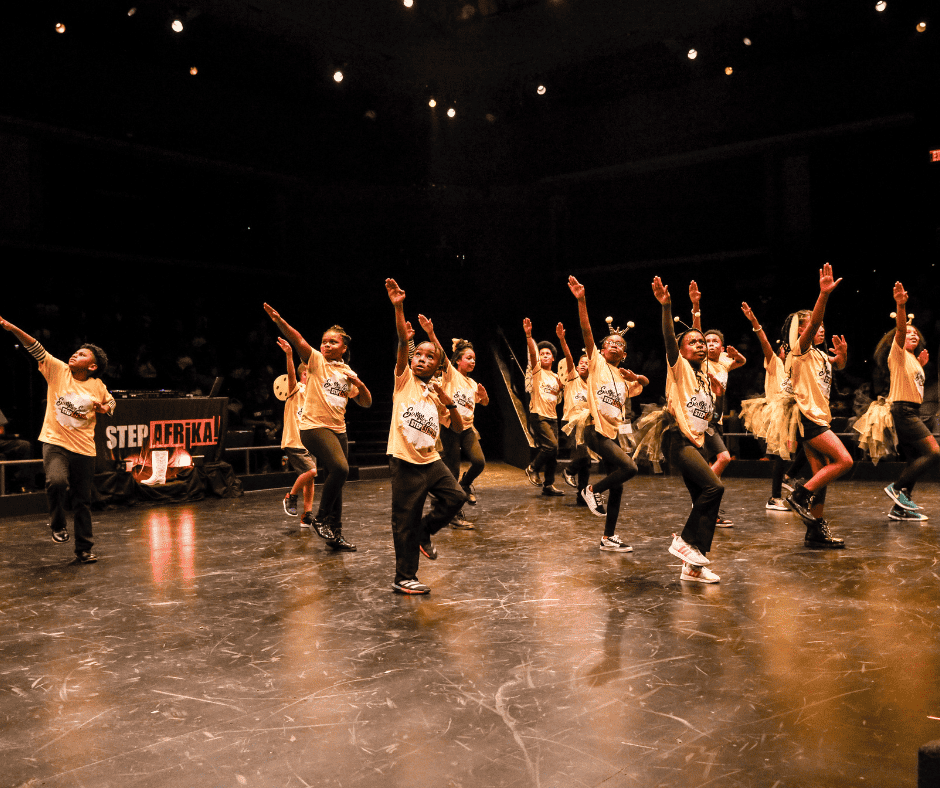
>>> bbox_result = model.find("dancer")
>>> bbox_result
[385,279,468,595]
[523,318,565,496]
[276,338,318,528]
[558,325,594,504]
[690,281,745,526]
[0,314,114,564]
[861,281,938,521]
[651,277,723,583]
[264,303,372,551]
[781,264,851,548]
[569,276,643,553]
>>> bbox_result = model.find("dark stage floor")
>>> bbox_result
[2,463,939,788]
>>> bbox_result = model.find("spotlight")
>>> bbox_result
[447,107,456,118]
[743,37,752,46]
[333,70,344,83]
[404,0,414,6]
[687,49,698,60]
[171,19,183,32]
[916,21,926,32]
[128,7,137,16]
[537,85,546,95]
[190,66,198,75]
[725,66,733,75]
[428,98,436,107]
[55,22,66,33]
[875,1,886,10]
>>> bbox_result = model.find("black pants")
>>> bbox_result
[389,457,467,583]
[770,444,807,498]
[300,427,349,528]
[441,427,485,487]
[668,429,722,556]
[42,442,95,553]
[893,402,940,492]
[584,425,638,537]
[529,415,558,486]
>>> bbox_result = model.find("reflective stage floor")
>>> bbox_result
[2,463,939,788]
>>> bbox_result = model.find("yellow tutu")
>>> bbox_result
[853,397,897,465]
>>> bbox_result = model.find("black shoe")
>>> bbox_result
[451,510,475,529]
[804,518,845,549]
[312,517,335,541]
[328,532,357,551]
[459,475,477,505]
[300,512,314,531]
[419,538,438,560]
[562,467,578,488]
[283,494,299,517]
[785,485,816,525]
[525,465,542,486]
[76,551,98,563]
[51,528,70,544]
[541,485,565,497]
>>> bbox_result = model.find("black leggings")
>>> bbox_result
[441,427,486,487]
[770,445,807,498]
[529,415,558,486]
[896,440,940,492]
[668,429,723,556]
[300,427,349,525]
[584,425,638,537]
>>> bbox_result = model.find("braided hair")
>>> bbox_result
[324,325,352,362]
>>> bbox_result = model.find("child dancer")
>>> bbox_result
[1,314,115,564]
[264,304,372,551]
[651,277,723,583]
[276,338,318,528]
[385,279,468,595]
[569,276,644,552]
[558,325,595,505]
[781,264,851,548]
[523,318,565,496]
[863,282,938,521]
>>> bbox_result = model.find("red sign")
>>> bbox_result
[931,149,940,163]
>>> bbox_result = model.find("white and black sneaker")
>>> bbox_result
[766,497,788,511]
[599,535,632,552]
[393,579,431,595]
[283,494,299,517]
[888,505,928,522]
[581,485,606,517]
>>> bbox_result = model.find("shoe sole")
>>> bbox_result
[393,584,430,595]
[715,521,734,527]
[451,523,475,529]
[283,500,299,517]
[76,555,98,563]
[600,545,633,552]
[525,469,541,487]
[785,498,817,525]
[563,473,578,489]
[52,533,70,543]
[668,544,709,566]
[766,505,788,511]
[419,545,437,560]
[884,485,918,511]
[681,572,719,583]
[888,514,928,522]
[804,540,846,549]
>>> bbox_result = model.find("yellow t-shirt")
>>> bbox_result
[300,349,355,433]
[786,346,832,427]
[387,366,448,465]
[666,355,714,448]
[764,355,785,397]
[562,374,589,423]
[281,383,305,450]
[37,353,115,457]
[887,340,925,404]
[529,367,561,419]
[587,352,642,440]
[442,365,480,430]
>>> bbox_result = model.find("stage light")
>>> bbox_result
[875,1,886,11]
[688,49,698,60]
[537,85,546,95]
[404,0,413,6]
[55,22,66,33]
[333,70,344,83]
[916,21,926,32]
[128,7,137,15]
[171,19,183,32]
[743,37,752,46]
[190,66,198,75]
[725,66,733,75]
[429,98,436,107]
[447,107,456,118]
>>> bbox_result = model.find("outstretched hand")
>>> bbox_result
[830,334,848,363]
[652,277,671,305]
[385,278,406,305]
[567,276,585,300]
[819,262,842,295]
[276,337,292,354]
[727,345,745,362]
[523,317,532,337]
[740,301,757,325]
[404,321,415,342]
[263,303,280,322]
[418,314,434,335]
[555,322,565,340]
[919,349,929,366]
[689,280,701,305]
[893,281,908,306]
[621,368,639,382]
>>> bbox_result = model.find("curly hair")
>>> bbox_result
[80,343,108,377]
[874,325,925,368]
[451,338,474,366]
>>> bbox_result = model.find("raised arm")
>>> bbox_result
[725,346,747,370]
[567,276,595,358]
[523,318,539,369]
[0,315,38,348]
[418,314,448,370]
[264,303,314,362]
[653,277,680,366]
[893,281,908,349]
[556,322,576,378]
[799,263,841,353]
[741,301,775,364]
[689,281,702,332]
[385,279,410,377]
[277,337,297,393]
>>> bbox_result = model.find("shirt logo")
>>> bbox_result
[400,398,440,450]
[54,392,96,430]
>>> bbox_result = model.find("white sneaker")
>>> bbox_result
[766,497,788,511]
[668,533,709,566]
[681,562,720,583]
[599,535,633,552]
[581,485,606,517]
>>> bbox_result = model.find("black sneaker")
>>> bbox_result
[328,533,357,551]
[76,551,98,563]
[51,528,70,544]
[804,518,845,549]
[283,494,299,517]
[300,512,314,530]
[525,465,542,486]
[419,538,438,560]
[312,517,335,541]
[541,485,565,497]
[459,475,477,505]
[393,579,430,595]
